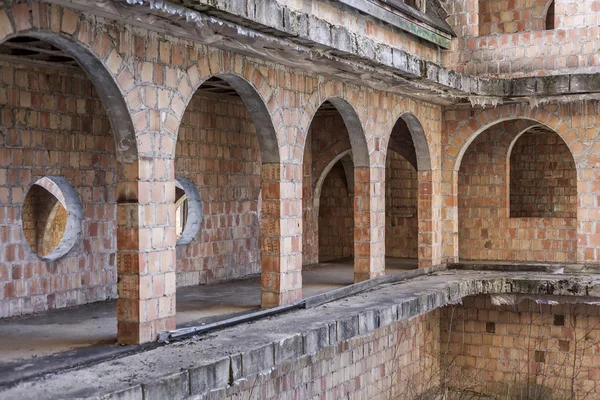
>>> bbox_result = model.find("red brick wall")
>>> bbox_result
[385,151,418,259]
[447,0,599,76]
[510,130,577,218]
[175,90,261,286]
[0,61,117,318]
[458,123,576,262]
[318,161,353,261]
[441,295,600,399]
[479,0,550,35]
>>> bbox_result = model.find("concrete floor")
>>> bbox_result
[0,258,416,365]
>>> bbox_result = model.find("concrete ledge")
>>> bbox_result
[142,371,189,400]
[6,270,600,399]
[451,262,600,274]
[53,0,600,107]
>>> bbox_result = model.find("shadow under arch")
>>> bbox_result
[313,149,352,209]
[1,32,138,164]
[305,97,370,168]
[388,112,432,172]
[200,73,280,164]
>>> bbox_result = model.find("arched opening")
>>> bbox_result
[384,113,431,271]
[301,99,369,295]
[458,121,577,264]
[174,75,275,326]
[0,33,131,360]
[545,1,555,30]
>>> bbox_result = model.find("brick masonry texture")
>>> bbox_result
[5,271,600,399]
[442,295,600,398]
[458,121,577,262]
[4,0,600,347]
[0,1,443,342]
[510,129,577,218]
[175,89,261,287]
[302,109,353,266]
[478,0,551,35]
[445,0,600,77]
[386,151,418,259]
[0,59,117,318]
[318,161,354,262]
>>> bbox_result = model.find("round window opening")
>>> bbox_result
[22,177,82,261]
[175,178,202,245]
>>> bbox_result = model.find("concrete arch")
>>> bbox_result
[0,29,138,163]
[386,112,432,171]
[181,70,280,164]
[299,82,370,168]
[313,149,352,209]
[307,97,370,168]
[174,178,202,246]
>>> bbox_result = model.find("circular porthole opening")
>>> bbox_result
[21,176,82,261]
[175,178,202,245]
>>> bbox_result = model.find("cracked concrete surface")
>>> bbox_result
[3,269,600,399]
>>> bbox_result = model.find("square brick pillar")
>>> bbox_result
[578,167,597,263]
[417,170,443,267]
[116,159,176,344]
[354,166,385,282]
[261,163,302,308]
[441,170,459,264]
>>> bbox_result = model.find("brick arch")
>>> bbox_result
[448,106,581,172]
[385,111,432,171]
[299,83,370,168]
[176,63,281,163]
[0,4,138,164]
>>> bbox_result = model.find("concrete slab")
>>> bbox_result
[0,258,416,366]
[3,270,600,399]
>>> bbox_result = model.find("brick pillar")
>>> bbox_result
[441,170,459,264]
[354,166,385,282]
[116,159,176,344]
[417,170,443,267]
[261,163,302,308]
[578,167,598,264]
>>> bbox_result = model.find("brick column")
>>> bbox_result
[578,166,598,264]
[441,170,459,264]
[354,166,385,282]
[261,163,302,308]
[116,159,176,344]
[417,170,443,267]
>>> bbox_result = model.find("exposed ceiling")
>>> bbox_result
[0,36,80,71]
[388,117,418,169]
[198,76,240,97]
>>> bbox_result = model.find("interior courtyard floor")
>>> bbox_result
[0,257,417,371]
